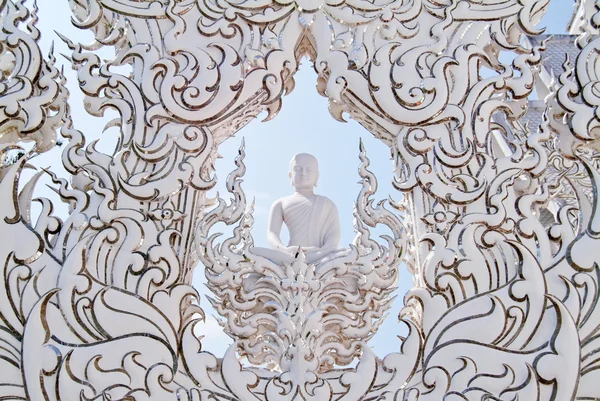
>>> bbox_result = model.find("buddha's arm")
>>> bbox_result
[267,200,291,250]
[302,233,339,254]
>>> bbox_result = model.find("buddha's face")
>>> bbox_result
[289,153,319,190]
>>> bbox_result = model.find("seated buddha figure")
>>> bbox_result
[251,153,342,265]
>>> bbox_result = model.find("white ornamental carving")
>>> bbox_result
[196,141,406,376]
[0,0,598,400]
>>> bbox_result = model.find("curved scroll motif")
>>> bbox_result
[311,0,600,399]
[554,15,600,156]
[0,0,67,159]
[545,4,600,398]
[0,0,599,400]
[0,2,67,398]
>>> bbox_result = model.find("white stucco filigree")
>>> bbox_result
[0,0,598,400]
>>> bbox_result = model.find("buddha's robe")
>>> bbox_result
[283,195,339,248]
[249,194,346,267]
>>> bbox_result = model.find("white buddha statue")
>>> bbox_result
[251,153,342,264]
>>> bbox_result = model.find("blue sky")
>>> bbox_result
[33,1,575,358]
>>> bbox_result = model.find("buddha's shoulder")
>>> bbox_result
[273,194,298,208]
[275,194,335,205]
[315,195,337,208]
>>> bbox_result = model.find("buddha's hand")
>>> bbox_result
[279,246,319,254]
[299,246,321,253]
[279,246,299,254]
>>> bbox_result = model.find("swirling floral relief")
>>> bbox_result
[0,0,67,156]
[0,0,599,400]
[0,158,63,400]
[0,152,205,400]
[554,21,600,155]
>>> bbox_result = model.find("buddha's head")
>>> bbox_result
[289,153,319,190]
